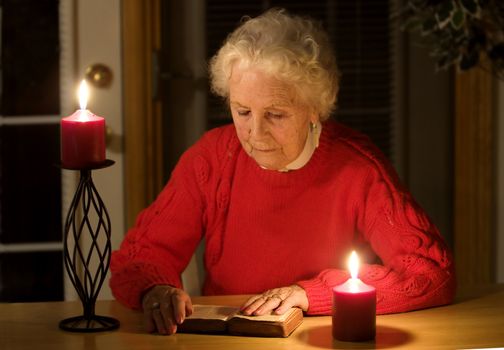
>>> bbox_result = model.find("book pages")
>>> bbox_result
[187,305,238,321]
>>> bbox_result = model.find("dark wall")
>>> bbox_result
[406,33,454,247]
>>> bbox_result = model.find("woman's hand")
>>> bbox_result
[141,285,193,335]
[240,285,309,316]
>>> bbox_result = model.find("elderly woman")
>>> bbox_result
[110,9,455,335]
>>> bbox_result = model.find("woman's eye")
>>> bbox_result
[237,110,250,116]
[267,111,283,119]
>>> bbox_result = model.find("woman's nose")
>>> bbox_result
[249,114,267,138]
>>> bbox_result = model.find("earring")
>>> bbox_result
[310,121,321,148]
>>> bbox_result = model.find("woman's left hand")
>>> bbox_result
[240,285,309,316]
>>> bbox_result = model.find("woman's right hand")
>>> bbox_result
[141,284,193,335]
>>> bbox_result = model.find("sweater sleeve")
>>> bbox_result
[298,142,456,315]
[109,145,207,310]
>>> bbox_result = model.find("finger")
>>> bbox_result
[143,308,156,333]
[241,295,263,311]
[152,308,168,335]
[185,296,194,317]
[241,295,267,315]
[254,296,282,316]
[172,293,187,324]
[160,301,177,335]
[141,285,168,333]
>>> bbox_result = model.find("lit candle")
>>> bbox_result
[332,251,376,342]
[61,80,106,169]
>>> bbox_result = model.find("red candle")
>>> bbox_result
[61,80,106,169]
[332,251,376,342]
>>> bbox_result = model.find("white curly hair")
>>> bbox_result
[209,8,340,121]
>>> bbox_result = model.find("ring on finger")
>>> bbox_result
[151,302,161,310]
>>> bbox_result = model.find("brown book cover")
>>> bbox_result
[178,305,303,337]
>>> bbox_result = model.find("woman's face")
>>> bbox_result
[229,66,317,170]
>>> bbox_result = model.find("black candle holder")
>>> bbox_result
[59,160,120,332]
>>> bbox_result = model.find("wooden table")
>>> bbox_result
[1,286,504,349]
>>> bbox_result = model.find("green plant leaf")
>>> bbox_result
[402,18,423,31]
[460,0,480,16]
[437,0,455,22]
[401,0,503,78]
[422,17,438,34]
[451,9,465,29]
[436,0,456,29]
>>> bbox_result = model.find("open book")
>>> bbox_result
[178,304,303,337]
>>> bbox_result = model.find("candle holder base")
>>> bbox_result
[59,315,120,333]
[59,159,119,333]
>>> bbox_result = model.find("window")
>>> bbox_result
[0,0,62,302]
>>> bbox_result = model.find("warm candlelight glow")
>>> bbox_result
[78,80,89,110]
[348,251,359,279]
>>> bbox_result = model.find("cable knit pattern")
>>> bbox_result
[110,121,455,313]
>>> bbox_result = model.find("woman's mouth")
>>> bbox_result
[253,147,275,153]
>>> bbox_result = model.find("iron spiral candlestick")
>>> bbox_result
[59,160,120,332]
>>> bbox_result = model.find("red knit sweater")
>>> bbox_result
[110,121,455,315]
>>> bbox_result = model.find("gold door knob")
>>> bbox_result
[85,63,113,88]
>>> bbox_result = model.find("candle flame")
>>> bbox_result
[78,80,89,110]
[348,251,359,279]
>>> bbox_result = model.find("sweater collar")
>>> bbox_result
[281,121,322,172]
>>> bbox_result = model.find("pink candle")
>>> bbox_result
[332,251,376,342]
[61,80,106,169]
